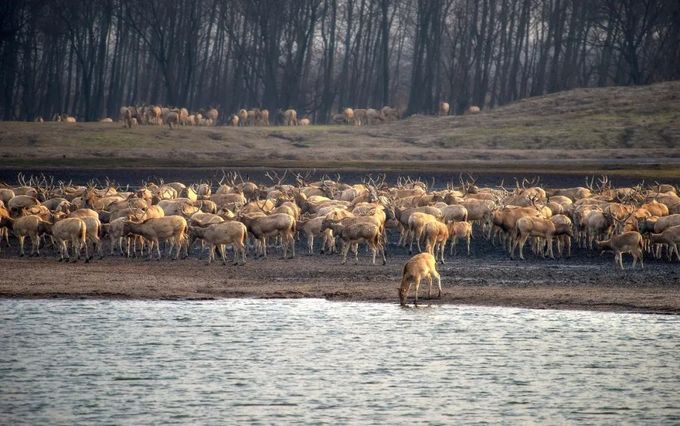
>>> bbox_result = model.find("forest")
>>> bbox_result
[1,0,678,123]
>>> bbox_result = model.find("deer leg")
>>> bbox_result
[83,239,89,263]
[31,234,40,256]
[240,244,247,265]
[203,243,213,265]
[341,242,350,265]
[518,235,528,260]
[174,238,181,260]
[434,271,442,298]
[400,281,411,306]
[414,277,421,306]
[221,244,229,266]
[638,250,643,268]
[69,240,77,262]
[58,241,66,261]
[567,236,572,257]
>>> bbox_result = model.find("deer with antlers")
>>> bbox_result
[238,200,296,259]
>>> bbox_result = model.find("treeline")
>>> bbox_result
[1,0,678,123]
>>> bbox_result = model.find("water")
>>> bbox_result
[1,299,679,424]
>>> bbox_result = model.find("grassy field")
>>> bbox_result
[1,81,679,176]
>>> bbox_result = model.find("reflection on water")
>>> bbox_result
[1,299,679,424]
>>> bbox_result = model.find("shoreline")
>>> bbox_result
[2,293,677,316]
[2,255,678,315]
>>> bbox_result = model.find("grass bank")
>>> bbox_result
[1,81,678,176]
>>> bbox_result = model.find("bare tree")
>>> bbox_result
[0,0,678,121]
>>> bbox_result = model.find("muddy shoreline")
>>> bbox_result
[2,245,678,314]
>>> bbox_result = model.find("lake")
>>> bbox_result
[1,299,679,424]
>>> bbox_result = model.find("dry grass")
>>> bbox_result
[1,81,679,175]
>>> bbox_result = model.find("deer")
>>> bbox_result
[399,253,442,306]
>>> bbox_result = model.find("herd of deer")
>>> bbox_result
[58,105,405,128]
[46,101,480,127]
[116,105,403,128]
[1,172,678,305]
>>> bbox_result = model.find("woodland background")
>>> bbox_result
[1,0,679,122]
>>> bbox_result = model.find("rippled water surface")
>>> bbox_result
[1,299,679,424]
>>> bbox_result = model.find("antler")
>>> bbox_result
[497,179,510,196]
[378,173,387,189]
[265,170,287,186]
[220,171,237,187]
[295,172,309,187]
[256,199,269,213]
[466,172,477,185]
[585,176,595,191]
[597,175,610,193]
[528,194,541,211]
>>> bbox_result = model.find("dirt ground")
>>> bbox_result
[1,231,678,314]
